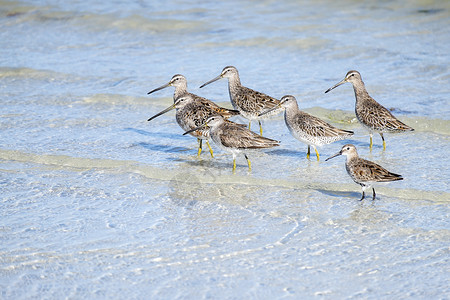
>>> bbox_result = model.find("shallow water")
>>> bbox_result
[1,0,449,299]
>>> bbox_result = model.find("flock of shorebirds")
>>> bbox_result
[147,66,414,201]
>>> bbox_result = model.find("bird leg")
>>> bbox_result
[248,121,251,131]
[314,147,320,161]
[380,133,386,150]
[372,187,376,200]
[369,134,373,151]
[206,140,214,158]
[244,154,252,171]
[197,139,203,157]
[359,185,367,201]
[258,120,263,136]
[360,191,365,201]
[307,145,311,159]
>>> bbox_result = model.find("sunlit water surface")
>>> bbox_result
[1,0,449,298]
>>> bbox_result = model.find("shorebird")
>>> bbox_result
[184,115,279,172]
[147,74,239,157]
[148,73,239,114]
[199,66,283,136]
[147,95,222,157]
[325,70,414,150]
[325,144,403,200]
[259,95,353,160]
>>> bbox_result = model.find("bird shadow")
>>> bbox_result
[315,188,380,205]
[176,158,232,170]
[123,127,183,140]
[266,148,306,157]
[136,141,234,167]
[137,142,192,154]
[315,188,362,200]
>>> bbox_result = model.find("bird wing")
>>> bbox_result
[219,122,279,149]
[350,158,403,182]
[189,92,240,118]
[358,98,413,132]
[236,86,280,113]
[294,112,353,138]
[177,103,221,137]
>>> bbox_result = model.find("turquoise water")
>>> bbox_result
[1,0,449,299]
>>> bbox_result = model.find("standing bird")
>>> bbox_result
[147,95,221,157]
[259,95,353,161]
[184,115,279,172]
[324,70,414,150]
[199,66,283,136]
[148,74,239,116]
[325,144,403,201]
[147,74,239,157]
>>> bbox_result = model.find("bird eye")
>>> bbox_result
[346,147,350,150]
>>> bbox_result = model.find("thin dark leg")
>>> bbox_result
[372,188,376,200]
[359,191,365,201]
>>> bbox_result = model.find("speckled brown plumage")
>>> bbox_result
[200,66,283,135]
[147,74,240,156]
[184,115,279,171]
[148,73,239,117]
[326,144,403,200]
[325,70,414,149]
[260,95,353,160]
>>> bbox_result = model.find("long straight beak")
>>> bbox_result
[259,103,282,117]
[147,103,176,121]
[199,75,222,88]
[325,151,342,161]
[324,79,346,93]
[183,122,207,136]
[148,82,170,95]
